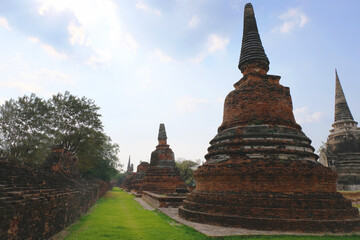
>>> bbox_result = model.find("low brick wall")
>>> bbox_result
[142,191,186,208]
[0,160,111,240]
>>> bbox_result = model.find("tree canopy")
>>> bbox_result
[175,159,200,187]
[0,92,120,181]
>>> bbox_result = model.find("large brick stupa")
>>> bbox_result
[179,3,360,233]
[141,124,186,194]
[319,70,360,191]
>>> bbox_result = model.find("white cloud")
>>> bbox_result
[68,22,86,45]
[86,56,105,67]
[27,36,69,59]
[294,106,323,123]
[37,0,139,66]
[0,16,11,31]
[207,34,229,53]
[124,33,139,53]
[189,34,229,64]
[19,68,73,84]
[0,79,42,94]
[86,50,111,68]
[0,68,73,95]
[136,68,158,90]
[189,52,207,64]
[273,8,309,34]
[188,15,199,28]
[135,1,147,10]
[0,53,24,71]
[176,96,208,114]
[27,37,39,43]
[136,1,162,16]
[153,49,173,63]
[42,44,69,59]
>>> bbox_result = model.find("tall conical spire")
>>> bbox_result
[127,156,131,171]
[335,69,354,122]
[158,123,167,145]
[238,3,269,73]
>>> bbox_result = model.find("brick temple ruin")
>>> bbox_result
[319,70,360,191]
[141,124,187,208]
[0,145,111,239]
[131,161,150,193]
[121,156,136,191]
[179,3,360,233]
[141,123,186,194]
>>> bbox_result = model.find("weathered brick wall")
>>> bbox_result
[0,160,111,240]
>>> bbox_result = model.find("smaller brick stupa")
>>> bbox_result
[179,3,360,233]
[122,156,136,191]
[319,70,360,191]
[141,123,186,194]
[131,161,150,192]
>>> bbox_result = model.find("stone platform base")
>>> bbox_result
[179,158,360,233]
[131,190,142,197]
[141,191,186,208]
[179,205,360,233]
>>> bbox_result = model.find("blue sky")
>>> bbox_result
[0,0,359,170]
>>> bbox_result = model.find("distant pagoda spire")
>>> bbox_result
[238,3,269,73]
[158,123,167,145]
[335,69,354,122]
[127,156,131,172]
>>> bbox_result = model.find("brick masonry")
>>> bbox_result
[0,148,111,239]
[141,124,186,194]
[179,3,360,233]
[318,70,360,191]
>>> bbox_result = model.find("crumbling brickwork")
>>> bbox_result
[318,70,360,191]
[141,124,186,194]
[131,162,150,192]
[121,172,136,191]
[0,148,111,239]
[179,3,360,233]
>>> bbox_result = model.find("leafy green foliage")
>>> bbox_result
[0,92,120,180]
[0,94,52,164]
[175,159,200,187]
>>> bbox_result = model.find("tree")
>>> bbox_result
[49,92,103,153]
[0,92,121,181]
[175,159,200,187]
[0,94,52,164]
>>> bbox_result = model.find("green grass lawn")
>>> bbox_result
[62,188,360,240]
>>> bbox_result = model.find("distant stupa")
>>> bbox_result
[319,70,360,191]
[179,3,360,232]
[141,124,186,193]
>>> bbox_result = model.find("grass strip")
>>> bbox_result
[63,188,360,240]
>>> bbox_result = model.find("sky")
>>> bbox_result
[0,0,359,171]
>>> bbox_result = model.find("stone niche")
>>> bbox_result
[141,123,186,194]
[179,3,360,233]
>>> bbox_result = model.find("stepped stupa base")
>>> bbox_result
[179,158,360,233]
[179,207,360,233]
[141,123,187,194]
